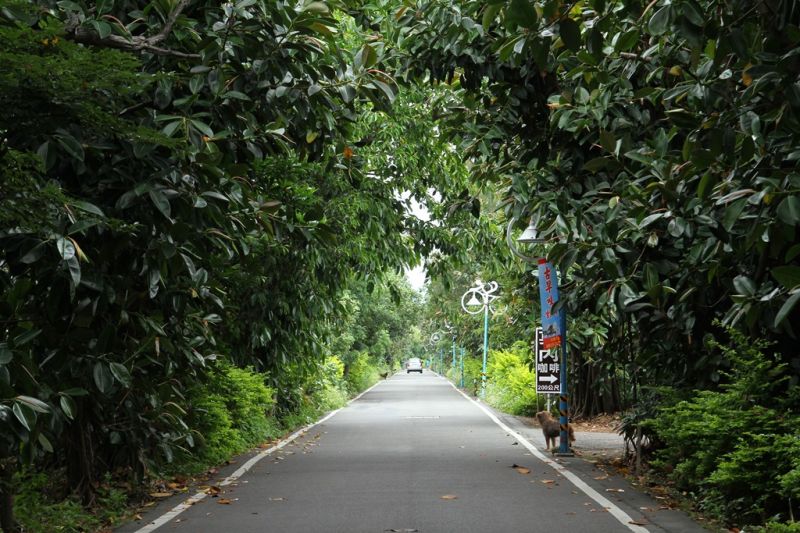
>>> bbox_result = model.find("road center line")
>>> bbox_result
[132,379,386,533]
[444,378,650,533]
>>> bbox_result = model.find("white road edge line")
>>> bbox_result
[444,377,650,533]
[132,377,387,533]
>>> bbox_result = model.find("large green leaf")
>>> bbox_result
[54,131,85,161]
[733,275,756,297]
[774,291,800,327]
[60,395,77,420]
[0,344,11,365]
[559,18,581,51]
[57,237,76,260]
[648,5,672,35]
[482,4,501,30]
[506,0,538,29]
[771,266,800,290]
[776,196,800,225]
[93,362,113,394]
[109,362,132,387]
[13,328,41,346]
[12,401,37,431]
[149,189,172,219]
[16,395,50,413]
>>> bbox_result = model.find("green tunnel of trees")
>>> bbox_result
[1,0,799,530]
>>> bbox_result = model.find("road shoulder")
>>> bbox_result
[484,403,710,533]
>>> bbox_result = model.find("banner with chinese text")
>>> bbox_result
[537,259,562,349]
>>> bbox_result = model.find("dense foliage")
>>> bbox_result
[387,0,800,372]
[385,0,800,526]
[0,1,458,530]
[2,0,800,530]
[649,328,799,526]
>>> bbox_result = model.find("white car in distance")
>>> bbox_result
[406,358,423,374]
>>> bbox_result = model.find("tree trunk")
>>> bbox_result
[0,457,19,533]
[66,417,97,506]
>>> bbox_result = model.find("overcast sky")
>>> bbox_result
[403,193,429,293]
[405,263,426,292]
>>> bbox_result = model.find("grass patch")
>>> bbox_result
[15,471,128,533]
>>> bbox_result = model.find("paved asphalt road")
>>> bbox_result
[120,372,706,533]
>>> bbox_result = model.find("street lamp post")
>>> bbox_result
[459,346,465,388]
[429,332,442,374]
[461,280,500,397]
[508,216,573,456]
[451,337,456,373]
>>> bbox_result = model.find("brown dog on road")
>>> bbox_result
[536,411,575,451]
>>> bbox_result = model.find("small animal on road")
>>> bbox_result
[379,371,390,379]
[536,411,575,451]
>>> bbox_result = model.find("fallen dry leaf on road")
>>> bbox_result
[217,498,233,505]
[269,497,286,501]
[605,488,625,493]
[594,475,608,480]
[440,495,458,500]
[541,480,555,484]
[149,492,173,498]
[204,485,221,496]
[511,464,531,474]
[629,520,649,526]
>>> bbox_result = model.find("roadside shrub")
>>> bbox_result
[345,351,379,394]
[650,327,800,527]
[461,356,484,396]
[313,356,349,411]
[484,345,541,416]
[755,521,800,533]
[445,358,467,387]
[181,363,279,470]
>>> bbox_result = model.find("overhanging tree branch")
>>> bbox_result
[65,0,199,59]
[151,0,192,45]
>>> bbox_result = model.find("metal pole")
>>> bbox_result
[482,301,489,396]
[557,265,573,456]
[451,338,456,375]
[439,348,443,375]
[460,347,464,388]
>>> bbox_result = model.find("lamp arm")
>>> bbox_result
[506,216,540,263]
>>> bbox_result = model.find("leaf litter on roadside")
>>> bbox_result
[440,494,458,500]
